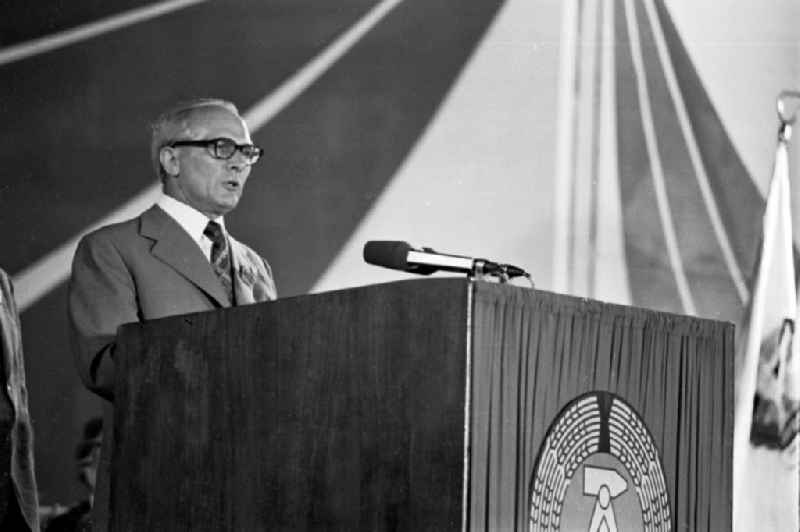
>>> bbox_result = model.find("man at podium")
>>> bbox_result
[68,98,278,400]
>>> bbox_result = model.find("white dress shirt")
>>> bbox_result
[156,194,226,262]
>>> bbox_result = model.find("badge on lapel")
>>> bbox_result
[237,264,258,287]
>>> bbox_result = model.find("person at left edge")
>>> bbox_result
[0,268,40,531]
[68,98,278,401]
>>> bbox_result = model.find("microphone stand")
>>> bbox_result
[470,259,534,287]
[470,259,503,282]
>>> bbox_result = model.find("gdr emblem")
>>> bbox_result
[529,392,671,531]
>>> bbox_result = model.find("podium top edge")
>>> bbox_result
[117,277,734,336]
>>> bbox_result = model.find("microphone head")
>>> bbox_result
[363,241,413,271]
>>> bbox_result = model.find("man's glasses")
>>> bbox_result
[169,137,264,164]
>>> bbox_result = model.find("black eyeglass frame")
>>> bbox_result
[169,137,264,163]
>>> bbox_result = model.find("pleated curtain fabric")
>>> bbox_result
[468,283,733,531]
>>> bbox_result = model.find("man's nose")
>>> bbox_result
[227,156,250,172]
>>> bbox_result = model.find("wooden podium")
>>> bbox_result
[107,278,732,531]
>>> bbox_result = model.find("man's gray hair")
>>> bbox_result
[150,98,241,181]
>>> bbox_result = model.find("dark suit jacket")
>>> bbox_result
[68,205,277,400]
[0,269,40,531]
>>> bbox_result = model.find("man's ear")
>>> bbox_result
[159,146,180,177]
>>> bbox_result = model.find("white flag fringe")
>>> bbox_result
[733,139,799,531]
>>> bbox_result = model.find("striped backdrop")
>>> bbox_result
[1,0,797,514]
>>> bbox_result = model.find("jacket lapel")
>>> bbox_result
[229,238,277,304]
[139,206,231,307]
[229,239,257,305]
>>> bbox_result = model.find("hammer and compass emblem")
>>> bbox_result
[583,466,627,532]
[529,392,670,531]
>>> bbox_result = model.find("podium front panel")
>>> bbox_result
[110,279,732,531]
[468,283,733,531]
[112,279,471,531]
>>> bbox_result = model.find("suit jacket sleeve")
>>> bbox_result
[258,256,278,301]
[69,231,138,401]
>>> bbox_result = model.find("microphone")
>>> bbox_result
[362,240,529,280]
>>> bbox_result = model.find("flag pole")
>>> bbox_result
[777,86,800,531]
[777,89,800,142]
[733,89,800,531]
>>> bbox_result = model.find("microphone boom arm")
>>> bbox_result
[363,240,532,284]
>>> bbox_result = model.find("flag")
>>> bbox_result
[733,139,799,531]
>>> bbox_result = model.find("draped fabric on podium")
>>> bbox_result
[469,284,732,531]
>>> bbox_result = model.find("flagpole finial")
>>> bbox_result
[779,123,792,142]
[777,90,800,142]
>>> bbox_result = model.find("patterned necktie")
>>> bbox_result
[203,220,234,304]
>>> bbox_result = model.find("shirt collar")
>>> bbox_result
[156,193,226,242]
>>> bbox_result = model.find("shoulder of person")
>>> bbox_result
[78,209,155,246]
[229,237,275,282]
[0,269,13,309]
[73,212,156,268]
[229,236,265,262]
